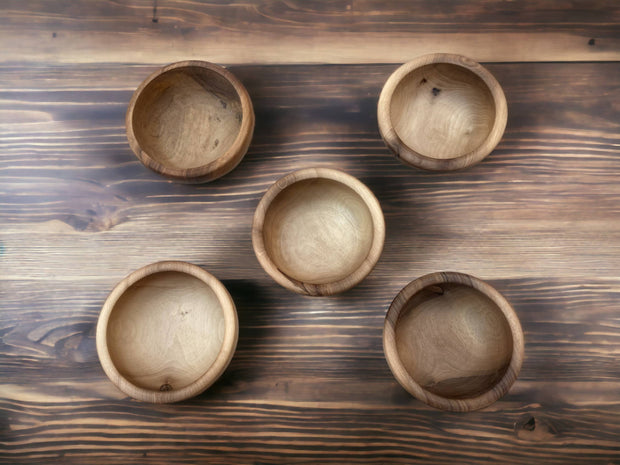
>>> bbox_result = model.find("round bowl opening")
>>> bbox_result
[390,63,496,160]
[105,270,227,393]
[262,178,375,285]
[395,283,513,399]
[132,66,243,170]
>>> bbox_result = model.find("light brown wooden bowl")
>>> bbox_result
[378,53,507,171]
[126,61,254,182]
[383,272,524,412]
[96,261,238,403]
[252,168,385,296]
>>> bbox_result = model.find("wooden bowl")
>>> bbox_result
[126,61,254,182]
[96,261,238,403]
[377,53,507,170]
[252,168,385,296]
[383,272,524,412]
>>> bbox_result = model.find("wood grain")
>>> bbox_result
[0,1,619,64]
[1,63,619,280]
[1,58,620,465]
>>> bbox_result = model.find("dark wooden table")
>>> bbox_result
[2,1,620,463]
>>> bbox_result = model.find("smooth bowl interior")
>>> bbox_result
[395,283,513,399]
[262,178,374,285]
[390,63,496,160]
[132,66,243,170]
[106,271,226,393]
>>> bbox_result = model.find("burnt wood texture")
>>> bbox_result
[1,1,620,464]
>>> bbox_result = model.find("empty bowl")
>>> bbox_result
[126,60,254,182]
[383,272,524,412]
[377,53,507,170]
[252,168,385,296]
[96,261,238,403]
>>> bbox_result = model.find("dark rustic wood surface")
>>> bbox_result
[1,0,620,63]
[1,1,620,464]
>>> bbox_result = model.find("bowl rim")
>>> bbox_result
[125,60,255,182]
[377,53,508,171]
[96,260,239,403]
[252,167,385,296]
[383,271,524,412]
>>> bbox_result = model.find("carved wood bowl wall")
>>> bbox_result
[126,61,254,183]
[383,271,524,412]
[378,53,507,171]
[252,168,385,296]
[96,261,238,403]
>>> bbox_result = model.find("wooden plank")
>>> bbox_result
[0,1,619,64]
[1,400,619,464]
[1,61,619,463]
[1,63,619,281]
[2,277,620,387]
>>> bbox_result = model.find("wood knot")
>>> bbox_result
[522,416,536,431]
[427,285,444,295]
[432,87,441,97]
[515,414,559,442]
[159,383,173,391]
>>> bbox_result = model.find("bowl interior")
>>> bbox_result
[395,283,513,399]
[390,63,496,160]
[262,178,374,285]
[106,270,226,393]
[132,66,243,170]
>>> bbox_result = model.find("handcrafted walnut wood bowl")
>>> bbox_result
[126,61,254,182]
[378,53,507,170]
[96,261,238,403]
[383,272,524,412]
[252,168,385,296]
